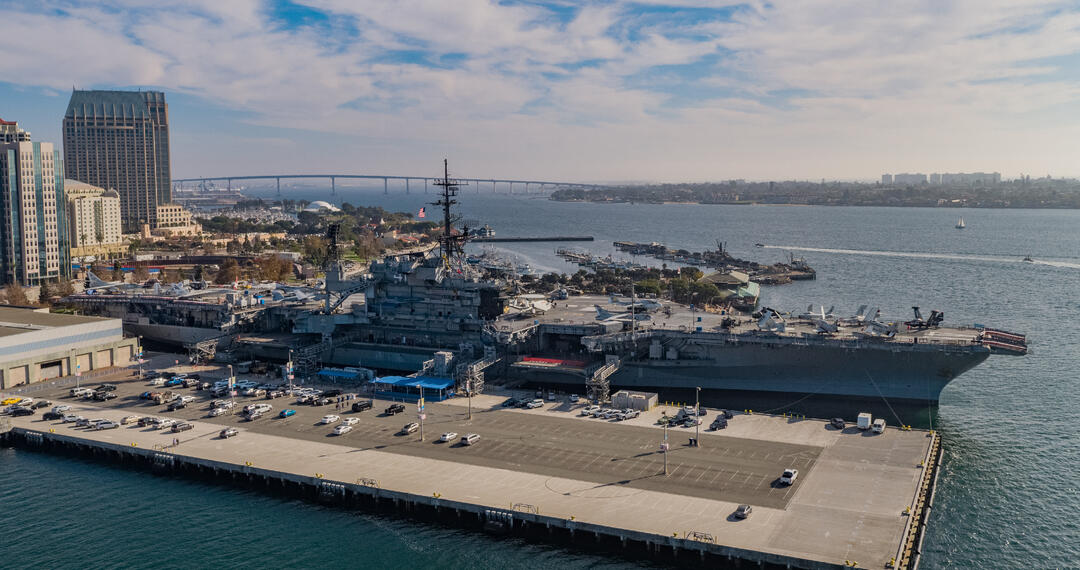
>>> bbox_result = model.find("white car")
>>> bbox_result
[342,418,359,426]
[872,418,886,434]
[780,468,799,485]
[94,420,119,430]
[158,418,177,429]
[440,431,458,442]
[332,424,353,435]
[525,399,544,409]
[62,414,82,423]
[580,405,600,416]
[52,405,71,414]
[149,377,167,386]
[208,407,228,417]
[18,397,33,406]
[569,394,580,403]
[320,414,340,425]
[179,395,196,404]
[460,433,480,446]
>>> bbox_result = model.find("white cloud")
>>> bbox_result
[1,0,1079,180]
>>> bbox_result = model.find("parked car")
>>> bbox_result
[440,431,458,442]
[719,409,734,419]
[96,384,118,392]
[320,414,340,425]
[171,422,194,433]
[460,433,480,446]
[31,400,51,410]
[332,424,353,436]
[139,391,154,400]
[210,399,235,410]
[121,415,141,425]
[351,400,373,413]
[580,405,600,416]
[525,399,544,409]
[165,379,184,387]
[710,417,728,430]
[70,387,94,398]
[75,417,93,427]
[502,397,519,407]
[208,407,228,417]
[245,411,263,421]
[10,407,35,417]
[63,414,84,423]
[138,416,158,427]
[93,391,117,401]
[872,418,886,434]
[94,421,119,430]
[43,411,64,421]
[400,422,419,435]
[219,428,239,439]
[569,394,580,403]
[780,468,799,485]
[385,403,405,415]
[167,401,187,411]
[734,504,753,519]
[158,419,177,430]
[279,409,296,418]
[51,405,71,414]
[341,417,359,426]
[1,397,21,405]
[830,417,846,429]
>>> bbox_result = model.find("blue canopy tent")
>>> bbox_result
[370,376,455,402]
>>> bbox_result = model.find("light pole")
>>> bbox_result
[137,337,144,379]
[662,421,669,476]
[467,374,473,421]
[417,384,425,442]
[694,386,701,448]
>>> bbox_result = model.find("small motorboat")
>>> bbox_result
[1022,256,1033,263]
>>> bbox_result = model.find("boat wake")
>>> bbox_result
[762,245,1080,269]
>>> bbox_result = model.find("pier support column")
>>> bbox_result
[276,178,281,196]
[406,178,410,194]
[331,176,336,195]
[424,178,428,193]
[492,180,496,193]
[384,178,388,194]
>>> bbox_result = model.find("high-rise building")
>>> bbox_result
[0,118,32,143]
[66,179,124,258]
[63,90,171,231]
[881,174,893,184]
[0,123,69,285]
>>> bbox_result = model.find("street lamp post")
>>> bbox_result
[662,421,669,476]
[467,375,472,421]
[417,384,425,442]
[694,386,701,448]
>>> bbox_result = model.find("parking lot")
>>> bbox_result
[19,371,821,509]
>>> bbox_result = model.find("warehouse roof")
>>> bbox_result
[0,307,109,338]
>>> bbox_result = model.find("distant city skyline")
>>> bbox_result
[2,1,1080,182]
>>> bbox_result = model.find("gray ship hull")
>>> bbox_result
[513,341,990,404]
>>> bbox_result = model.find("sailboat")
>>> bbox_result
[955,217,965,229]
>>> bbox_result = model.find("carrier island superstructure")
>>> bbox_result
[65,162,1028,406]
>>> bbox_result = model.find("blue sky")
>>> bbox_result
[2,0,1080,181]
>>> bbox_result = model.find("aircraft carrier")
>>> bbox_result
[65,161,1027,407]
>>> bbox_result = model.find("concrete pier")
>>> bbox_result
[1,381,941,569]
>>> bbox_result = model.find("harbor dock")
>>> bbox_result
[472,236,594,242]
[1,377,941,569]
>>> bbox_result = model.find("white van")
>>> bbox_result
[857,412,873,430]
[70,387,94,398]
[461,433,480,446]
[872,418,886,434]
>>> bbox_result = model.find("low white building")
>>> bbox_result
[0,306,139,389]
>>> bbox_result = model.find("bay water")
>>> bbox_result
[3,189,1077,568]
